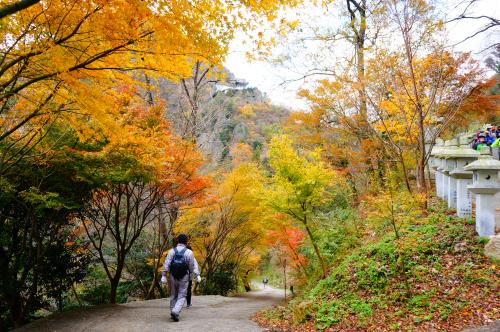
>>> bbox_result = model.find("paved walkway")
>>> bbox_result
[464,320,500,332]
[16,288,284,332]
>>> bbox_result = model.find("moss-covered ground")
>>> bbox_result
[254,201,499,331]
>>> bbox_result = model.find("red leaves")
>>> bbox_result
[266,218,308,272]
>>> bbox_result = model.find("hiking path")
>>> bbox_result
[16,287,284,332]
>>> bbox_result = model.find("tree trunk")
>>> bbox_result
[57,291,63,311]
[109,261,124,304]
[156,280,166,298]
[283,259,287,302]
[72,283,82,306]
[0,0,40,20]
[146,272,158,300]
[11,297,24,328]
[147,204,175,299]
[243,270,251,292]
[302,215,327,278]
[397,151,413,194]
[347,0,368,132]
[400,9,428,196]
[109,277,119,304]
[356,8,367,126]
[417,109,427,194]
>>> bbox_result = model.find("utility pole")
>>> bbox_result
[283,259,287,302]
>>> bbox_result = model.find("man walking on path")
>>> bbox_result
[161,234,201,322]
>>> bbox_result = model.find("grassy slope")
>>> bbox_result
[255,202,499,331]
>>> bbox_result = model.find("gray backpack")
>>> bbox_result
[170,247,189,279]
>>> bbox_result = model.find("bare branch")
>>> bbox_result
[0,0,39,19]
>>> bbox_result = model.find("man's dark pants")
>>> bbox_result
[186,278,193,306]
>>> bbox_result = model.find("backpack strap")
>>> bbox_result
[173,247,178,255]
[179,247,187,255]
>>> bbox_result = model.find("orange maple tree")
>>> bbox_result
[266,214,308,278]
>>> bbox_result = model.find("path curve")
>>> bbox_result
[16,287,284,332]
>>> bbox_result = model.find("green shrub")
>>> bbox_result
[409,294,430,309]
[80,284,111,305]
[291,300,314,323]
[287,203,498,330]
[315,300,343,330]
[349,299,373,318]
[199,263,238,296]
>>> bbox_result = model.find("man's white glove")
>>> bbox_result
[196,275,201,283]
[161,275,167,284]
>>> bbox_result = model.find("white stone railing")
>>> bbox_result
[430,131,500,237]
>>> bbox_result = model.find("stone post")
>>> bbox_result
[464,148,500,236]
[437,140,456,203]
[430,139,444,198]
[444,139,461,209]
[448,137,479,218]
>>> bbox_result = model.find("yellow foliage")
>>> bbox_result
[264,135,338,219]
[238,104,256,117]
[230,143,254,168]
[364,171,426,238]
[0,0,302,151]
[175,162,268,281]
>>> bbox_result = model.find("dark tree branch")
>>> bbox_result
[0,0,39,19]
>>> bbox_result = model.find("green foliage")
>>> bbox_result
[263,135,346,276]
[263,305,288,322]
[79,273,142,305]
[349,299,373,319]
[315,300,342,329]
[122,233,156,298]
[78,266,111,305]
[80,284,112,306]
[262,124,284,138]
[291,300,313,324]
[316,207,360,262]
[78,264,146,305]
[315,297,373,329]
[409,294,430,309]
[265,134,340,222]
[219,122,236,161]
[219,122,236,146]
[0,132,96,328]
[0,125,160,328]
[287,204,499,330]
[199,263,238,296]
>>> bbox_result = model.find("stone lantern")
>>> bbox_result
[436,141,453,202]
[430,139,445,198]
[442,139,462,209]
[436,140,459,205]
[448,136,479,218]
[464,148,500,236]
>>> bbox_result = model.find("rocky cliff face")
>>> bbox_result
[154,74,290,169]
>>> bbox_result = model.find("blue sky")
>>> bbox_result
[224,0,500,110]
